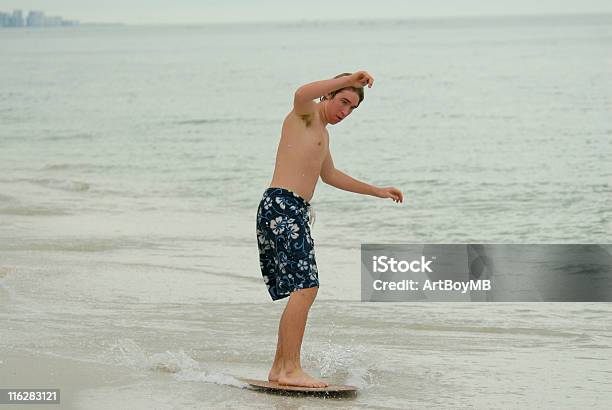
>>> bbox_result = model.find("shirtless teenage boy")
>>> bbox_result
[255,71,404,388]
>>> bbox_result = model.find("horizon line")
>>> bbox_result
[71,11,612,27]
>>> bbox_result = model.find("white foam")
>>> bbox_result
[109,338,248,388]
[174,369,247,388]
[303,340,375,389]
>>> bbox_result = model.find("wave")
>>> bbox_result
[175,117,262,126]
[0,239,137,252]
[176,118,227,125]
[0,177,91,192]
[40,163,103,172]
[39,132,97,142]
[0,185,71,215]
[402,323,583,339]
[29,178,91,192]
[0,206,69,216]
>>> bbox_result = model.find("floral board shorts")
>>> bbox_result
[256,187,319,301]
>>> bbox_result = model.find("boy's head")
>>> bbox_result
[320,72,364,125]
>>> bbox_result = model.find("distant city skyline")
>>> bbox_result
[0,1,611,25]
[0,9,78,27]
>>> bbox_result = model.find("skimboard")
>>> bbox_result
[240,378,357,397]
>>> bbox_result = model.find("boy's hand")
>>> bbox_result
[348,71,374,88]
[375,187,404,203]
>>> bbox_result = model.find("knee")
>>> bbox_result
[291,286,318,305]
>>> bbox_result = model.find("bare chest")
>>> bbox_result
[281,119,329,160]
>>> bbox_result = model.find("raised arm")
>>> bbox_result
[293,71,374,115]
[294,76,350,115]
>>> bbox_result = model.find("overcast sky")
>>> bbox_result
[2,0,612,24]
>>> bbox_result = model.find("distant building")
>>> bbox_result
[1,9,79,27]
[26,10,45,26]
[45,16,63,26]
[12,9,24,27]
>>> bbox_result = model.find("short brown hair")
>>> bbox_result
[320,72,364,106]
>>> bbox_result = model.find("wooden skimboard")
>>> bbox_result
[240,378,357,397]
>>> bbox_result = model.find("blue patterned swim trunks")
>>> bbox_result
[256,187,319,301]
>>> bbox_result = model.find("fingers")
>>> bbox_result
[386,188,403,203]
[397,190,404,203]
[377,187,402,203]
[387,193,399,203]
[357,71,374,88]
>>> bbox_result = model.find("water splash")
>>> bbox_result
[174,369,247,388]
[109,338,247,388]
[303,336,376,389]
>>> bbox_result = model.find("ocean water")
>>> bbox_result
[1,14,612,409]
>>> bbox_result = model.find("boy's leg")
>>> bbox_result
[268,319,284,381]
[268,289,307,382]
[273,287,328,388]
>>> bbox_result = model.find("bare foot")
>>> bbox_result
[268,366,282,382]
[278,369,328,388]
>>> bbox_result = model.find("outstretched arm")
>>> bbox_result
[320,151,403,203]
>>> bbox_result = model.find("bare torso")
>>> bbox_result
[269,109,329,203]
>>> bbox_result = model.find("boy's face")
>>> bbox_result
[325,90,360,125]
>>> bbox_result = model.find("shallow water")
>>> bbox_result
[1,14,612,409]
